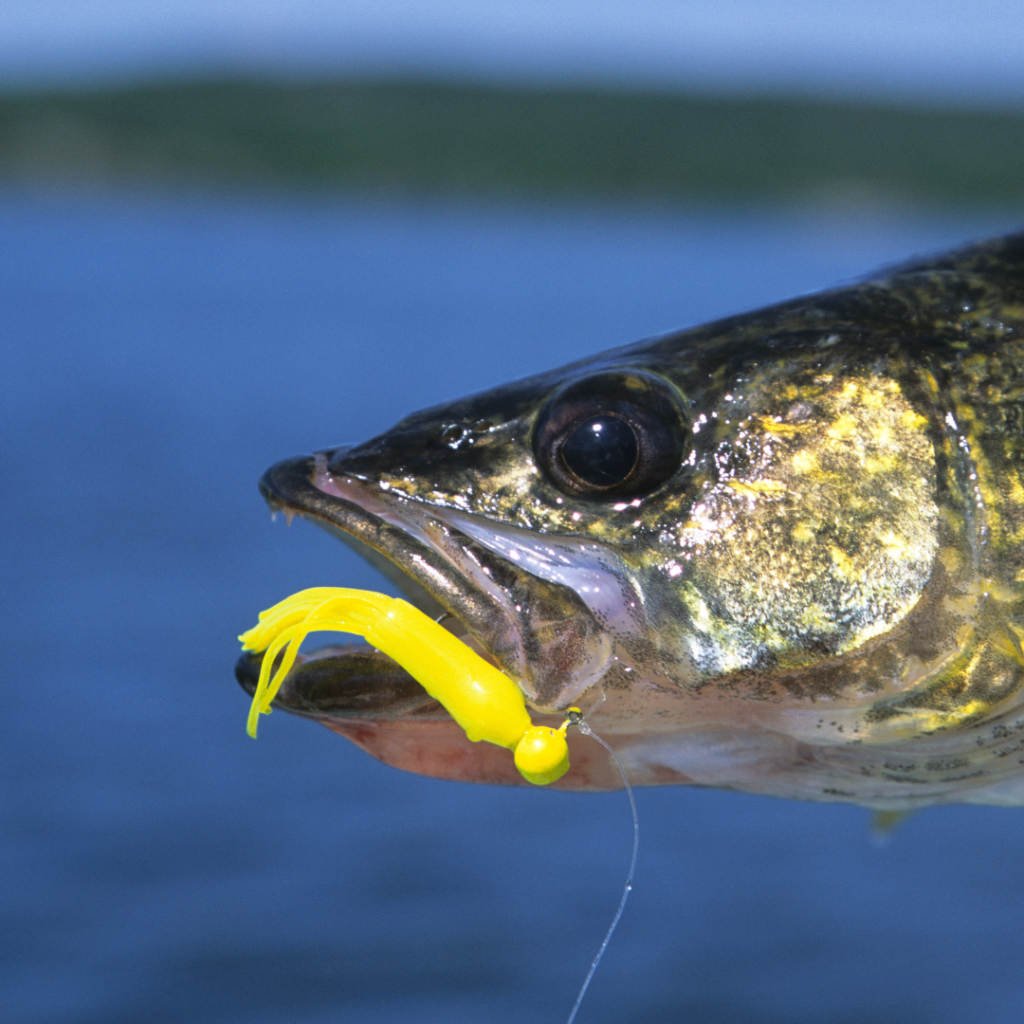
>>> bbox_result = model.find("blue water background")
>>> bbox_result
[2,192,1023,1024]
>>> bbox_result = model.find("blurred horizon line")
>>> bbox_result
[2,76,1022,213]
[4,58,1024,116]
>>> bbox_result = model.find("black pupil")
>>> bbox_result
[560,415,638,487]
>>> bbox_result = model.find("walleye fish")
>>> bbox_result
[237,231,1024,809]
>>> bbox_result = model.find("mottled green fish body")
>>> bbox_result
[239,231,1024,808]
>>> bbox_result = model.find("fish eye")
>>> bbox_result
[561,414,639,487]
[532,370,690,498]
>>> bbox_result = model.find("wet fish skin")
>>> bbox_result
[243,231,1024,808]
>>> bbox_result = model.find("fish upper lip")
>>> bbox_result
[257,450,514,645]
[256,449,617,710]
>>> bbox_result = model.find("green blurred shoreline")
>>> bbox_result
[1,77,1022,209]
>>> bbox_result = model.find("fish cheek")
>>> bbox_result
[471,546,615,711]
[679,373,941,676]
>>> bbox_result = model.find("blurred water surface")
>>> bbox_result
[2,191,1023,1024]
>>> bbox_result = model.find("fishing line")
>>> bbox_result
[241,591,639,1019]
[562,700,640,1024]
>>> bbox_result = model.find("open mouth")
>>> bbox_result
[235,450,501,723]
[235,448,620,718]
[235,448,640,788]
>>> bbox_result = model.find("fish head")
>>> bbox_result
[238,232,1024,806]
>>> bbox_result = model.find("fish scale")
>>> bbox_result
[238,230,1024,808]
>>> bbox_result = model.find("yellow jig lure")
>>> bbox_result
[239,587,572,785]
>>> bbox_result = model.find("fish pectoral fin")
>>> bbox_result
[869,808,916,841]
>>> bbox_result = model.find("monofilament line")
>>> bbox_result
[564,711,639,1024]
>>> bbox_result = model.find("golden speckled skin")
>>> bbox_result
[250,232,1024,807]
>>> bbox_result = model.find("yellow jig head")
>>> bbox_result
[239,587,572,785]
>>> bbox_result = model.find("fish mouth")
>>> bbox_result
[236,449,630,780]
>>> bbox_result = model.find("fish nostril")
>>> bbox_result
[439,423,473,448]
